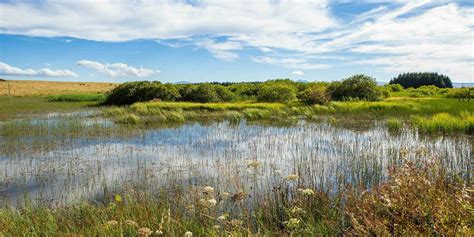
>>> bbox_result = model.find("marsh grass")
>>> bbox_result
[102,98,474,134]
[411,112,474,134]
[47,93,106,102]
[0,96,95,121]
[0,162,471,236]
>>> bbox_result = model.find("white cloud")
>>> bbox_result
[0,62,77,77]
[0,1,335,41]
[291,70,304,76]
[77,60,158,78]
[0,1,473,82]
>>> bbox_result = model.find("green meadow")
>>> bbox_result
[0,79,472,236]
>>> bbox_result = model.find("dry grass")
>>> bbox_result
[0,80,116,96]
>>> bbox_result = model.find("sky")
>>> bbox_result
[0,0,472,83]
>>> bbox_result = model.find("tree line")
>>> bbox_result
[104,72,454,105]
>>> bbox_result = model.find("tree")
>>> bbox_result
[257,84,297,103]
[328,74,382,101]
[298,85,331,105]
[389,72,453,88]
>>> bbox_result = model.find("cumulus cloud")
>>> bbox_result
[291,70,304,76]
[0,62,77,77]
[77,60,158,78]
[0,0,473,81]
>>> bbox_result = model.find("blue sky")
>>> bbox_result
[0,0,472,83]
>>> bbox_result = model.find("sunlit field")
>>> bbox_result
[0,79,472,235]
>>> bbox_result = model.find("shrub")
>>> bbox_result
[328,74,382,101]
[104,81,180,105]
[257,84,297,103]
[386,83,403,92]
[189,83,220,103]
[47,93,106,102]
[298,86,330,105]
[346,162,472,235]
[214,85,236,102]
[390,72,453,88]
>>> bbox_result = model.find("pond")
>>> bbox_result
[0,113,471,207]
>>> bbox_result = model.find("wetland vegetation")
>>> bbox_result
[0,75,472,236]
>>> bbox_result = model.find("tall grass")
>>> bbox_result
[47,93,106,102]
[0,161,470,236]
[411,112,474,134]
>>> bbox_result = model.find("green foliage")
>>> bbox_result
[257,84,297,103]
[385,83,404,92]
[298,85,330,105]
[411,112,473,134]
[47,93,106,102]
[386,118,403,132]
[104,81,178,105]
[390,72,453,88]
[328,74,382,101]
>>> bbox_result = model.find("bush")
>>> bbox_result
[214,85,236,102]
[298,86,330,105]
[328,74,382,101]
[386,83,403,92]
[390,72,453,88]
[257,84,297,103]
[47,93,106,102]
[104,81,180,105]
[346,162,472,235]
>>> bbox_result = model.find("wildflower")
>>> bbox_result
[286,174,299,181]
[125,220,139,228]
[207,198,217,207]
[302,188,314,196]
[138,227,153,236]
[217,214,226,221]
[213,225,221,230]
[290,207,305,214]
[155,230,163,235]
[184,231,193,237]
[105,220,118,226]
[114,194,122,203]
[203,186,214,194]
[286,218,300,229]
[297,188,304,192]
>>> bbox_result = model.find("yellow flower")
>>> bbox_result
[287,218,300,229]
[138,227,153,236]
[184,231,193,237]
[302,188,314,196]
[290,207,305,214]
[114,194,122,203]
[286,174,299,181]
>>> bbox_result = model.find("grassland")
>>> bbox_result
[103,97,474,134]
[0,81,472,235]
[0,80,115,96]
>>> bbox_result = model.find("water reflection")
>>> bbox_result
[0,118,471,207]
